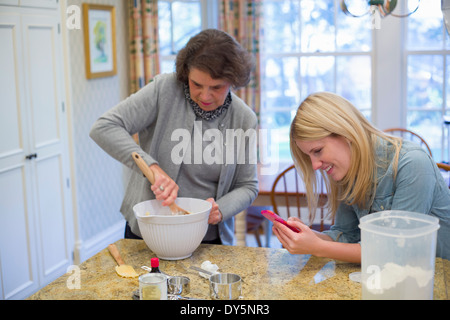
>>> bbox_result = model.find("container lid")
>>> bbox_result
[359,210,440,238]
[151,257,159,268]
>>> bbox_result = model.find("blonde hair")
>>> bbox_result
[289,92,401,221]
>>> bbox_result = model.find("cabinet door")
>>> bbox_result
[19,0,58,8]
[0,0,19,5]
[21,12,73,288]
[0,0,57,7]
[0,12,40,300]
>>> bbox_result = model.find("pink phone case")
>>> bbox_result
[261,210,300,233]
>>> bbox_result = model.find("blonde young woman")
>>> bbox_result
[272,92,450,262]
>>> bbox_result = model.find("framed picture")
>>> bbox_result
[82,4,117,79]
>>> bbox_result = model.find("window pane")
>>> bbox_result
[261,56,300,160]
[173,2,202,53]
[301,0,335,52]
[337,6,371,52]
[407,55,443,109]
[407,110,443,160]
[407,0,443,50]
[263,57,300,111]
[446,28,450,50]
[262,0,301,53]
[158,1,172,55]
[160,59,175,74]
[158,1,202,72]
[336,55,371,110]
[301,56,335,96]
[260,0,373,162]
[444,111,450,163]
[447,55,450,109]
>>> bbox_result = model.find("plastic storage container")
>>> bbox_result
[359,210,439,300]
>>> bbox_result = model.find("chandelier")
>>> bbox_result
[341,0,421,18]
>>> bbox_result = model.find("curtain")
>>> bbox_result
[219,0,262,115]
[128,0,160,94]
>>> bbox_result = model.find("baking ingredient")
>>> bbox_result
[199,260,219,278]
[150,257,161,273]
[363,262,434,299]
[141,285,162,300]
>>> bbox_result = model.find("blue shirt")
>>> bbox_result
[323,139,450,260]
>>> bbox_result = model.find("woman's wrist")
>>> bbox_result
[311,237,330,258]
[314,240,361,263]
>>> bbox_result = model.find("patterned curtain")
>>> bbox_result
[128,0,160,94]
[219,0,262,115]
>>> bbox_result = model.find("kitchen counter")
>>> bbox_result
[28,239,449,300]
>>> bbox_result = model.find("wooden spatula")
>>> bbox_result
[131,152,190,215]
[108,243,139,278]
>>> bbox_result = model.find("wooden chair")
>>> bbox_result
[437,162,450,171]
[245,205,272,247]
[437,162,450,188]
[270,164,332,232]
[383,128,433,157]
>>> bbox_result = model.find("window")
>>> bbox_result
[158,0,450,164]
[158,0,203,73]
[406,0,450,162]
[260,0,372,162]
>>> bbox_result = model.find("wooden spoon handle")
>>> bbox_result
[108,243,125,266]
[132,152,156,185]
[131,152,190,215]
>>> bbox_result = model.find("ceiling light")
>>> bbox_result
[341,0,421,18]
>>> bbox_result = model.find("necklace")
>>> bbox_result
[183,83,232,121]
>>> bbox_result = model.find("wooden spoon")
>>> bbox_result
[131,152,190,215]
[108,243,139,278]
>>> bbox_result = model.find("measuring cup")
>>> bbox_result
[168,276,190,295]
[190,266,242,300]
[209,273,242,300]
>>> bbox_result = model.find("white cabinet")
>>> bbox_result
[19,0,58,8]
[0,4,73,300]
[0,0,19,5]
[0,0,57,8]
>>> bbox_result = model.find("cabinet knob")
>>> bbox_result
[25,153,38,160]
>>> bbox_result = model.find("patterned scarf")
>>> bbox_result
[184,83,232,121]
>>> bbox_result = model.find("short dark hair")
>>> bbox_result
[176,29,254,89]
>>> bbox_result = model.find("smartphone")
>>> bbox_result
[260,210,300,233]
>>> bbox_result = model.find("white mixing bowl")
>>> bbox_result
[133,198,212,260]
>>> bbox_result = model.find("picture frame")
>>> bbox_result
[82,4,117,79]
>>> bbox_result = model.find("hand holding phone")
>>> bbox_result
[261,210,300,233]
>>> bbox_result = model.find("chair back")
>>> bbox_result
[270,164,332,231]
[383,128,433,157]
[437,162,450,188]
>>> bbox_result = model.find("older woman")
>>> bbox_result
[90,29,258,245]
[273,92,450,262]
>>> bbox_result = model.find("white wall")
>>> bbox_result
[62,0,130,262]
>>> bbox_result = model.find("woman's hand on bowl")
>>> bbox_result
[206,198,222,224]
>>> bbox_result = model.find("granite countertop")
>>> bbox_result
[28,239,449,300]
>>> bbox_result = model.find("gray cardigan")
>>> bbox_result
[90,73,259,245]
